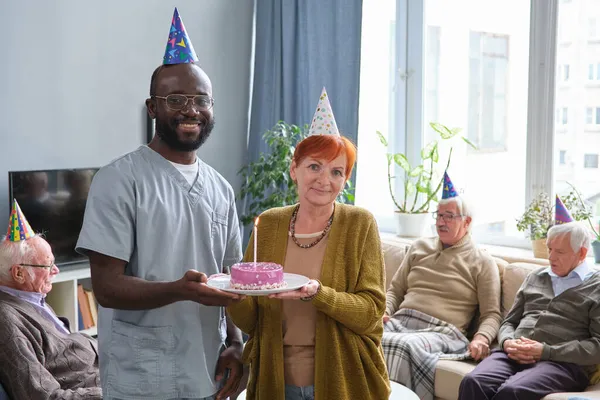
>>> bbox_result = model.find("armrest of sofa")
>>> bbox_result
[381,236,412,290]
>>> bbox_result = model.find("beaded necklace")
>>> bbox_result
[289,205,334,249]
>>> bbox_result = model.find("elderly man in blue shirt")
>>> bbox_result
[0,200,101,400]
[459,217,600,400]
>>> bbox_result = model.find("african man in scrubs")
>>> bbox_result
[76,8,244,400]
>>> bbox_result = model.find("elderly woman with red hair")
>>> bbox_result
[228,89,390,400]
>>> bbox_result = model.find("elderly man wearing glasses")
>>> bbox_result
[381,172,502,400]
[0,200,101,400]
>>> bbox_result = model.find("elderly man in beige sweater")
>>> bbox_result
[382,173,502,400]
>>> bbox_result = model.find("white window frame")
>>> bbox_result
[375,0,558,249]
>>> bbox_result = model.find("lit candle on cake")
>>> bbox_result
[254,217,260,264]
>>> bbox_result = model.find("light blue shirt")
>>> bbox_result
[76,146,242,400]
[0,285,69,334]
[539,261,595,297]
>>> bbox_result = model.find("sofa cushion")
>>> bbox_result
[433,360,600,400]
[543,383,600,400]
[492,257,507,284]
[501,262,541,316]
[434,360,477,400]
[382,241,410,290]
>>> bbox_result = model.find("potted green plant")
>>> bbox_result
[562,184,600,263]
[376,122,476,237]
[516,186,595,259]
[516,192,554,258]
[238,121,354,227]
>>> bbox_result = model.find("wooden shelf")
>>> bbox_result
[46,262,97,334]
[80,326,97,336]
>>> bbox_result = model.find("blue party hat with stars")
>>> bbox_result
[555,195,574,225]
[441,171,458,199]
[163,8,198,65]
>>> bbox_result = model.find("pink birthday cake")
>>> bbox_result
[230,262,286,290]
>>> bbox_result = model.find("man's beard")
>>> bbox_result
[155,117,215,152]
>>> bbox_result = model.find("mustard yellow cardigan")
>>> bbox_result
[227,203,391,400]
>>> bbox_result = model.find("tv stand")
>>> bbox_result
[46,261,97,336]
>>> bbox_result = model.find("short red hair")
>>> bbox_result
[293,135,357,180]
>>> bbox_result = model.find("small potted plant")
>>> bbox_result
[376,122,476,237]
[516,186,595,259]
[516,192,554,258]
[562,184,600,263]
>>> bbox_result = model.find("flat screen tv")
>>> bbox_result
[8,168,99,266]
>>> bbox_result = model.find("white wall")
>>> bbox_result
[0,0,253,220]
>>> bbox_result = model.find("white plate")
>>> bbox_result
[207,273,310,296]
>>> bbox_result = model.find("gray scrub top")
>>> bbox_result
[76,146,242,400]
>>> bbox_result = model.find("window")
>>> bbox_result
[584,154,599,168]
[357,0,530,243]
[586,107,600,124]
[559,150,567,165]
[556,107,568,125]
[587,63,600,80]
[468,32,509,150]
[355,0,396,227]
[555,1,600,215]
[359,1,600,248]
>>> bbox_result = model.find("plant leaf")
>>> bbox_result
[393,153,410,171]
[406,180,415,195]
[421,141,436,160]
[461,136,477,149]
[409,165,424,177]
[416,182,429,193]
[376,131,388,147]
[431,122,459,140]
[432,144,439,163]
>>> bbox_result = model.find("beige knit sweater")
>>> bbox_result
[385,235,502,343]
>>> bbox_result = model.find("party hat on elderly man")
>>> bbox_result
[5,199,35,242]
[163,7,198,65]
[308,87,340,136]
[555,195,574,224]
[441,171,459,199]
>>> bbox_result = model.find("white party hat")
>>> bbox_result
[308,87,340,136]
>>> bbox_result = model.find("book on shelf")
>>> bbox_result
[84,289,98,327]
[76,284,95,330]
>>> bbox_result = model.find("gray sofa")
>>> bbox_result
[381,235,600,400]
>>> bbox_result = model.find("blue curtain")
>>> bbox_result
[241,0,363,239]
[248,0,363,156]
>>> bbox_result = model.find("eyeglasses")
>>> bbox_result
[18,263,55,269]
[432,211,464,223]
[152,94,214,111]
